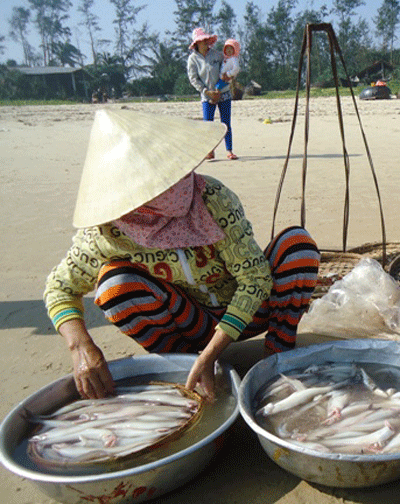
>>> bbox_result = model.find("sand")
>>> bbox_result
[1,95,400,503]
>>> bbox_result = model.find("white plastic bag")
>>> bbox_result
[300,258,400,339]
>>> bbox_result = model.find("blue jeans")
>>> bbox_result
[202,99,232,151]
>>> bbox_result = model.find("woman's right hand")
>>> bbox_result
[70,340,115,399]
[59,319,115,399]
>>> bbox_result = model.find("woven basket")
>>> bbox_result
[313,243,400,299]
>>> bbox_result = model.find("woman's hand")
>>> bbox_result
[71,341,115,399]
[185,328,232,401]
[185,352,217,401]
[59,319,115,399]
[205,89,221,103]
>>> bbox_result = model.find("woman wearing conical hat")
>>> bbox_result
[44,109,320,400]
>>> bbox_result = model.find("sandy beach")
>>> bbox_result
[1,95,400,503]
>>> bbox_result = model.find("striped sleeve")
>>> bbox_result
[215,305,252,340]
[48,300,85,332]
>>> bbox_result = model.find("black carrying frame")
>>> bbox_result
[271,23,387,266]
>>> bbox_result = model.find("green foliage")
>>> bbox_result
[9,7,32,66]
[173,73,194,95]
[28,0,73,65]
[85,53,126,97]
[125,76,161,96]
[50,41,83,66]
[2,0,400,100]
[142,41,186,94]
[110,0,145,66]
[0,65,49,99]
[374,0,400,63]
[216,0,237,41]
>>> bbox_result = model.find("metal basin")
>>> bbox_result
[0,354,240,503]
[239,339,400,488]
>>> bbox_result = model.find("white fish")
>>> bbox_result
[321,422,395,449]
[255,362,400,455]
[382,432,400,453]
[258,385,333,416]
[359,368,388,398]
[28,382,203,468]
[325,390,351,421]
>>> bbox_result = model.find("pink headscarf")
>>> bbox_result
[113,173,226,249]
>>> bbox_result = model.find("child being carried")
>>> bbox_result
[215,38,240,91]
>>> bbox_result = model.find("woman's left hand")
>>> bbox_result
[185,328,232,401]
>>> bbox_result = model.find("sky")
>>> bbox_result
[1,0,382,64]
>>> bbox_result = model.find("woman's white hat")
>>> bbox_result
[73,108,226,228]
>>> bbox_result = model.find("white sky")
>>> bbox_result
[1,0,387,64]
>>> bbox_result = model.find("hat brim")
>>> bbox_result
[73,109,227,228]
[189,34,218,50]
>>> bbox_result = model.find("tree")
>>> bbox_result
[215,1,237,41]
[51,41,83,66]
[142,40,186,93]
[172,0,218,56]
[110,0,144,61]
[374,0,400,62]
[9,7,33,66]
[90,51,126,97]
[265,0,298,88]
[125,22,158,78]
[0,36,5,56]
[238,2,271,88]
[267,0,296,67]
[28,0,73,65]
[78,0,107,66]
[331,0,371,75]
[292,8,332,85]
[332,0,365,25]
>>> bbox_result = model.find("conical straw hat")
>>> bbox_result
[73,108,227,228]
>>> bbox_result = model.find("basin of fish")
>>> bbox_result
[0,354,240,503]
[26,382,204,474]
[254,362,400,455]
[239,339,400,487]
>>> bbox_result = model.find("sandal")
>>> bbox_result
[227,153,238,160]
[206,151,215,160]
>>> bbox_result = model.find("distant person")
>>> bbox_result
[215,39,240,91]
[187,27,238,160]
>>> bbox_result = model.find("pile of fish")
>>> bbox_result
[254,362,400,455]
[27,382,203,469]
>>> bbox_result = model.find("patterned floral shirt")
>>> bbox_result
[44,176,273,340]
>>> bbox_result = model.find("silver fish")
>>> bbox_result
[27,382,203,470]
[255,362,400,455]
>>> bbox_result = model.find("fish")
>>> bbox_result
[324,390,351,422]
[27,382,203,470]
[321,422,395,450]
[255,362,400,455]
[257,385,334,416]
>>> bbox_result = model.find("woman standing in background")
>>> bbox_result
[187,27,238,160]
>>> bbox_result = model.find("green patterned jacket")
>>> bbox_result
[44,176,273,340]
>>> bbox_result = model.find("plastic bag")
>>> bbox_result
[300,258,400,339]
